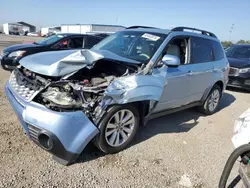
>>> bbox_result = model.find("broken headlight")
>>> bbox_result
[41,86,82,109]
[105,81,129,95]
[106,80,136,93]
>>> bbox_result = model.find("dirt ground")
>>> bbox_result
[0,34,249,188]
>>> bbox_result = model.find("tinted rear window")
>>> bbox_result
[85,36,102,49]
[210,41,224,60]
[191,37,213,64]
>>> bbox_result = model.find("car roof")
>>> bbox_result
[125,26,218,41]
[58,33,87,37]
[57,33,104,39]
[123,28,171,35]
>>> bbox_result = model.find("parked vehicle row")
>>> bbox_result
[4,26,229,165]
[0,33,106,70]
[226,44,250,91]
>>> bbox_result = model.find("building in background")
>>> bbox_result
[61,24,125,34]
[3,22,36,35]
[41,26,61,37]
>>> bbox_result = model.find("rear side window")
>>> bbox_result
[85,36,102,49]
[70,37,84,48]
[191,37,213,64]
[210,41,224,60]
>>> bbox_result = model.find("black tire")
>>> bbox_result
[198,84,222,115]
[93,104,139,154]
[219,144,250,188]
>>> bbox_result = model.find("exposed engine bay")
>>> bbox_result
[18,59,139,121]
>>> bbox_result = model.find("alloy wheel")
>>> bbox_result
[105,109,135,147]
[208,89,220,112]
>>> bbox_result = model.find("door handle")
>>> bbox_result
[187,71,194,76]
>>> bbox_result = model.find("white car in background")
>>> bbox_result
[27,32,39,37]
[232,108,250,148]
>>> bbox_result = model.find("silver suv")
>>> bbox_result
[5,26,229,165]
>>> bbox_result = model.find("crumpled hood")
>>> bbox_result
[19,49,141,76]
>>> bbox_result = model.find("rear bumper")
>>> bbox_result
[228,74,250,90]
[5,81,99,165]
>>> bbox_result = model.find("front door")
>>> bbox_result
[153,36,194,113]
[153,65,194,113]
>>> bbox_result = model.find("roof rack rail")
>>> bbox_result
[126,26,158,30]
[171,27,217,38]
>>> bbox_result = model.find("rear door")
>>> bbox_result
[187,37,215,101]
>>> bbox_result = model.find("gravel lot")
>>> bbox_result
[0,35,249,188]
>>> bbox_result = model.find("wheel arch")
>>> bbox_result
[201,80,224,102]
[129,100,154,126]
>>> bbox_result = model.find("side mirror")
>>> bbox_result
[161,54,180,67]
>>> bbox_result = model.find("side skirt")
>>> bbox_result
[146,101,202,121]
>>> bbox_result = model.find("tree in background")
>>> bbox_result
[221,41,233,49]
[221,40,250,49]
[237,40,250,44]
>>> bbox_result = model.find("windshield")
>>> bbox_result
[226,45,250,59]
[36,35,65,45]
[92,31,167,63]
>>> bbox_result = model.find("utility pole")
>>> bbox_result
[229,24,234,42]
[115,17,119,24]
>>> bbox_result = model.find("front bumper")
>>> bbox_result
[5,81,99,165]
[228,74,250,91]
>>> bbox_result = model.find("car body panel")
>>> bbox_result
[5,81,99,154]
[103,66,167,105]
[153,65,192,112]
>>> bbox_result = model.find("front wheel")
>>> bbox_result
[93,104,139,154]
[198,84,222,115]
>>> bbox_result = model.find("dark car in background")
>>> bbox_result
[0,33,105,71]
[226,44,250,91]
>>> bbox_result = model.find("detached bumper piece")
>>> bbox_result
[5,82,99,165]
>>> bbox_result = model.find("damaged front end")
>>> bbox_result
[6,49,147,165]
[6,48,167,165]
[32,53,140,124]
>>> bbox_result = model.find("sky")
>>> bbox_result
[0,0,249,42]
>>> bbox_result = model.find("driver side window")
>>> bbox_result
[52,39,69,49]
[160,36,190,66]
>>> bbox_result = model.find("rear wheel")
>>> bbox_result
[198,84,222,115]
[93,104,139,154]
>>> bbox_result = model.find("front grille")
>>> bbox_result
[9,70,41,101]
[27,124,41,143]
[229,67,239,76]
